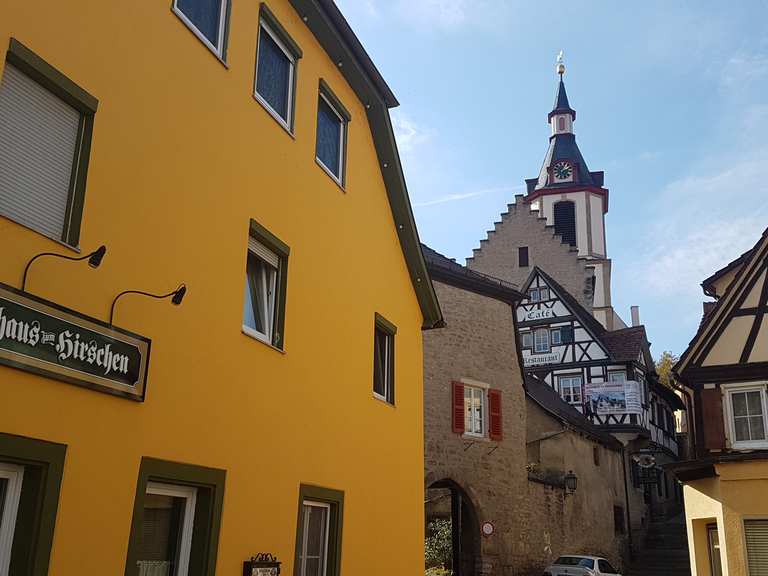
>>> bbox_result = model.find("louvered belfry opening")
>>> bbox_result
[553,200,577,247]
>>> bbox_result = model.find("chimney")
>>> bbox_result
[631,306,641,327]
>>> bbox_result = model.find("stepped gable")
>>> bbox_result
[466,194,595,309]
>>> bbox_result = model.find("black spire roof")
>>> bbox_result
[525,76,605,194]
[548,78,576,121]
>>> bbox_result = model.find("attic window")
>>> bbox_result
[554,201,577,247]
[518,246,529,268]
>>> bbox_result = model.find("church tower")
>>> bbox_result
[523,55,618,330]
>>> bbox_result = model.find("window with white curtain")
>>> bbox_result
[726,386,768,448]
[298,501,330,576]
[137,482,197,576]
[464,385,486,436]
[559,375,583,405]
[243,237,280,345]
[534,328,550,353]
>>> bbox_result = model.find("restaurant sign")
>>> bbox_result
[0,283,150,400]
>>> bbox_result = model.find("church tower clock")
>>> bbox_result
[524,54,617,330]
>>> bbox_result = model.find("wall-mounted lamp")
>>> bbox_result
[243,553,281,576]
[21,245,107,292]
[564,470,578,496]
[109,284,186,325]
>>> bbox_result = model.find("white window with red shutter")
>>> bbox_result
[451,380,502,441]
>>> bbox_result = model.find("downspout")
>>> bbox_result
[621,447,635,562]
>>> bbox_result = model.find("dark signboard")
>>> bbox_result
[0,282,150,400]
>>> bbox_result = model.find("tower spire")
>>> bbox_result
[550,51,576,123]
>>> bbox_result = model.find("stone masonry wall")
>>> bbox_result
[466,194,594,310]
[423,280,527,575]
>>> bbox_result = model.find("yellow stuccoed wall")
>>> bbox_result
[684,463,768,576]
[0,1,426,574]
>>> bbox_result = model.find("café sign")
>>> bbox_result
[522,308,555,322]
[0,283,150,401]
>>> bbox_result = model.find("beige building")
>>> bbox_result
[670,228,768,576]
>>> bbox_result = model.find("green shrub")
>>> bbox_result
[425,518,452,570]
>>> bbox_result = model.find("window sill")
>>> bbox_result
[172,7,229,69]
[315,158,346,192]
[462,433,490,443]
[730,441,768,451]
[1,213,80,253]
[372,392,395,408]
[241,326,285,354]
[253,93,295,139]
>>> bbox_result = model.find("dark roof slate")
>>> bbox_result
[602,326,647,362]
[525,375,622,451]
[549,79,576,120]
[421,244,523,304]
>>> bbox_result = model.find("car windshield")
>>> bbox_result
[555,557,595,569]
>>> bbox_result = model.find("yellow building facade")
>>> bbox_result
[671,229,768,576]
[0,1,441,575]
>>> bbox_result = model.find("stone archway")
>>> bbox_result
[425,479,481,576]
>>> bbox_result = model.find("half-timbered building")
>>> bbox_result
[669,227,768,576]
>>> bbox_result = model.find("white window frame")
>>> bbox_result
[254,19,296,131]
[242,238,279,345]
[0,462,24,575]
[528,288,540,302]
[724,383,768,449]
[316,92,346,186]
[299,500,330,576]
[608,371,627,383]
[550,328,562,346]
[539,287,550,301]
[534,328,550,353]
[559,374,583,405]
[373,326,393,404]
[142,482,197,576]
[521,331,533,349]
[463,383,487,438]
[172,0,229,59]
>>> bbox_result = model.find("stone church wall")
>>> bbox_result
[466,194,594,310]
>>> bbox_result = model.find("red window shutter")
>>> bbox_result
[452,381,464,434]
[488,388,503,441]
[701,388,726,451]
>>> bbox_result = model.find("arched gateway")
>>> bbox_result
[425,479,481,576]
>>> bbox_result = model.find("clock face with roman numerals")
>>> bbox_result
[553,161,573,182]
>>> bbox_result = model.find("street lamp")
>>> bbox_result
[109,284,187,325]
[21,245,106,292]
[564,470,578,495]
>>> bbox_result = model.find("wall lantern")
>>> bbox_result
[564,470,578,495]
[109,284,187,325]
[243,553,281,576]
[21,245,107,292]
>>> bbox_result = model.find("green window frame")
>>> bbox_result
[243,218,290,350]
[0,432,67,576]
[2,38,98,248]
[373,313,396,405]
[124,457,226,576]
[294,485,344,576]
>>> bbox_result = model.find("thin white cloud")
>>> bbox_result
[391,111,430,155]
[720,53,768,90]
[413,186,524,207]
[633,149,768,300]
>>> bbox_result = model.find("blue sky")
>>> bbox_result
[336,0,768,357]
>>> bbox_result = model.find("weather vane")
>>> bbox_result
[556,50,565,77]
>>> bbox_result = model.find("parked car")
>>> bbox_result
[543,555,622,576]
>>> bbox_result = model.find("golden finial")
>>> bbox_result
[556,50,565,77]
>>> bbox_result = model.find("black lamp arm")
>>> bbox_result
[109,287,185,325]
[22,251,90,292]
